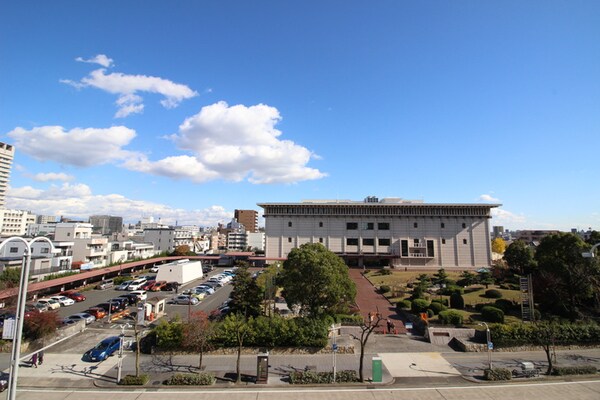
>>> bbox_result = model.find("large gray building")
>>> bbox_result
[89,215,123,235]
[0,142,15,208]
[258,197,500,270]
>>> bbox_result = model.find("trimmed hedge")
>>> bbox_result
[428,301,447,315]
[481,306,504,323]
[164,372,216,385]
[289,369,359,384]
[484,289,502,299]
[551,366,597,376]
[411,299,429,313]
[438,310,463,326]
[490,322,600,348]
[494,299,515,313]
[119,374,149,385]
[396,299,411,310]
[379,285,391,294]
[449,292,464,309]
[336,314,364,326]
[484,368,512,381]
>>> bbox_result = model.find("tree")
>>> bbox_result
[432,268,450,287]
[504,240,536,276]
[357,311,384,382]
[218,313,252,383]
[477,270,494,289]
[0,267,21,289]
[23,311,60,341]
[533,322,559,375]
[256,263,281,316]
[458,271,477,287]
[171,245,193,256]
[491,237,506,254]
[229,266,263,318]
[182,311,214,371]
[533,232,600,319]
[280,243,356,317]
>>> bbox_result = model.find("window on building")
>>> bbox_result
[441,222,445,228]
[347,222,358,230]
[67,232,71,237]
[319,237,323,243]
[401,240,408,257]
[319,221,323,227]
[346,238,359,246]
[378,238,391,246]
[288,221,292,227]
[414,238,419,246]
[378,222,390,230]
[442,238,446,244]
[288,237,292,243]
[363,238,374,246]
[413,222,418,228]
[9,247,18,253]
[41,248,49,254]
[364,222,374,230]
[463,239,467,244]
[462,223,466,229]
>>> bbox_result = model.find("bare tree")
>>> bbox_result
[357,310,385,382]
[182,311,214,371]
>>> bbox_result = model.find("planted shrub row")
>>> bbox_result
[551,366,597,376]
[164,373,216,385]
[119,374,150,385]
[289,369,359,384]
[484,368,512,381]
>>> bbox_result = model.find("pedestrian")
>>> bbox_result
[30,352,38,368]
[386,319,392,334]
[390,321,396,335]
[368,312,373,324]
[38,350,44,365]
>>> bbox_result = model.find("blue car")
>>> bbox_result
[86,336,121,361]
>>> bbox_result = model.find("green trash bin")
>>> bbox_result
[372,356,382,382]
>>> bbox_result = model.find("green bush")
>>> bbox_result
[481,306,505,323]
[426,309,435,318]
[449,292,465,309]
[438,310,463,326]
[428,301,447,315]
[289,369,358,384]
[411,298,429,313]
[490,322,600,348]
[440,285,463,296]
[119,374,149,385]
[396,299,411,310]
[336,314,364,326]
[378,269,392,276]
[551,366,597,376]
[499,283,519,290]
[494,299,515,313]
[484,289,502,298]
[484,368,512,381]
[379,285,391,294]
[164,373,216,385]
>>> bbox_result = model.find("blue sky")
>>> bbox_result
[1,1,599,230]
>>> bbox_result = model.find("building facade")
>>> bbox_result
[55,223,108,267]
[0,142,14,208]
[144,228,175,253]
[259,197,500,270]
[0,209,36,237]
[89,215,123,235]
[234,209,259,233]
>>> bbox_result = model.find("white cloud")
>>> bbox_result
[7,125,138,167]
[32,172,74,182]
[61,58,198,117]
[6,184,232,226]
[75,54,114,68]
[125,101,326,184]
[479,194,500,202]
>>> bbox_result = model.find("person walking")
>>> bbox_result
[38,350,44,365]
[30,352,38,368]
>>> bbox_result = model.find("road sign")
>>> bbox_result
[488,341,494,350]
[332,343,338,352]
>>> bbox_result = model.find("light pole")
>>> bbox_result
[478,322,492,370]
[582,242,600,258]
[1,236,55,400]
[330,324,337,383]
[116,323,131,383]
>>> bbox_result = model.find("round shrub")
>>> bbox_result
[494,299,514,313]
[438,310,463,326]
[396,299,411,310]
[481,306,505,323]
[428,301,447,315]
[379,285,391,294]
[450,291,465,309]
[411,298,429,314]
[440,285,464,296]
[484,289,502,299]
[426,309,435,318]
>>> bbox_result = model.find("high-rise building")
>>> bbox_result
[89,215,123,235]
[234,209,259,233]
[0,142,15,208]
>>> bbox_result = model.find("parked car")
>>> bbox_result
[51,295,75,307]
[162,282,180,291]
[30,302,49,312]
[149,280,167,291]
[149,266,159,273]
[173,295,199,305]
[37,298,61,310]
[96,279,114,290]
[63,291,86,302]
[203,281,222,289]
[141,280,156,291]
[66,312,96,325]
[127,278,147,291]
[85,336,121,361]
[129,290,147,301]
[96,302,120,314]
[86,307,107,320]
[182,288,206,300]
[195,285,215,295]
[108,298,128,309]
[117,293,139,305]
[116,280,134,291]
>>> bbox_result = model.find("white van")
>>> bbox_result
[127,278,147,291]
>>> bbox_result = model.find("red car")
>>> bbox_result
[86,307,107,320]
[141,280,156,291]
[60,290,86,302]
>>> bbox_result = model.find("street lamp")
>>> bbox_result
[478,322,492,370]
[582,242,600,258]
[1,236,55,400]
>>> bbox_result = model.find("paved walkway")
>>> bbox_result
[349,269,406,333]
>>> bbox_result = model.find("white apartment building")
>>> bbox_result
[0,209,36,237]
[0,142,15,208]
[247,231,265,252]
[0,239,73,276]
[144,228,175,253]
[174,228,194,248]
[227,231,247,251]
[55,223,108,267]
[108,240,156,263]
[258,197,500,270]
[27,223,57,237]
